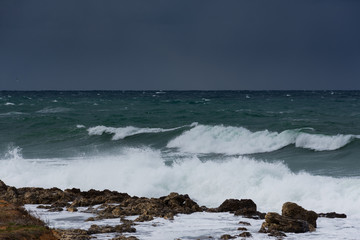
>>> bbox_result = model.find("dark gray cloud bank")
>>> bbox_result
[1,0,359,90]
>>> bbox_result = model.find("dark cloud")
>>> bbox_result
[1,0,360,90]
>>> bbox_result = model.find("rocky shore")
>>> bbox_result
[0,180,346,240]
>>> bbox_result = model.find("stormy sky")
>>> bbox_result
[1,0,360,90]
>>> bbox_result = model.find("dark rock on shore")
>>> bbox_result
[218,199,256,213]
[0,180,347,239]
[259,212,310,233]
[282,202,318,228]
[239,231,252,237]
[53,229,91,240]
[318,212,347,218]
[259,202,318,234]
[0,180,131,207]
[220,234,236,239]
[87,223,136,234]
[216,198,265,219]
[97,192,202,221]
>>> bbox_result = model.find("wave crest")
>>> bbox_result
[295,133,354,151]
[87,125,184,140]
[167,124,355,154]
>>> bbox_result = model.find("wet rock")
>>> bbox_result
[85,217,95,221]
[37,205,52,209]
[111,236,139,240]
[267,230,287,237]
[48,207,64,212]
[87,223,136,234]
[220,234,236,239]
[238,227,247,231]
[0,179,7,190]
[282,202,318,228]
[239,231,252,237]
[135,214,154,222]
[218,199,256,213]
[259,212,310,233]
[97,192,201,221]
[238,221,251,226]
[67,206,78,212]
[54,229,91,240]
[114,223,136,233]
[318,212,347,218]
[162,192,202,213]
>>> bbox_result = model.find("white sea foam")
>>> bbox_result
[37,107,71,113]
[76,124,86,129]
[295,133,353,151]
[0,111,24,116]
[87,125,184,140]
[24,205,360,240]
[4,102,15,106]
[1,147,360,218]
[167,124,355,154]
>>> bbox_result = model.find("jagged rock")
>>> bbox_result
[259,212,310,233]
[135,214,154,222]
[162,192,202,213]
[238,227,247,231]
[238,221,251,226]
[218,198,262,219]
[0,179,7,190]
[318,212,347,218]
[282,202,318,228]
[267,230,287,237]
[48,207,64,212]
[220,234,236,239]
[97,192,201,221]
[87,223,136,234]
[111,236,139,240]
[218,199,257,214]
[54,229,91,240]
[239,231,252,237]
[67,206,78,212]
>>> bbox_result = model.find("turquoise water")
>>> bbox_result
[1,91,359,176]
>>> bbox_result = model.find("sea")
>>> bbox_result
[1,90,360,239]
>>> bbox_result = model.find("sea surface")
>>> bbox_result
[1,91,360,239]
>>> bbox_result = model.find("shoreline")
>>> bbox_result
[0,180,348,239]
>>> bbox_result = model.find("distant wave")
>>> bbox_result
[167,124,356,154]
[4,102,15,106]
[37,107,72,113]
[0,111,24,117]
[87,125,188,140]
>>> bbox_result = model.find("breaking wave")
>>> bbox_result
[87,125,190,140]
[1,147,360,216]
[167,124,357,154]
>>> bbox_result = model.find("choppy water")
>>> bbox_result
[1,91,360,219]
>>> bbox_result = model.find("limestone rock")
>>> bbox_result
[218,199,256,213]
[318,212,347,218]
[54,229,91,240]
[220,234,236,239]
[239,231,252,237]
[259,212,310,233]
[282,202,318,228]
